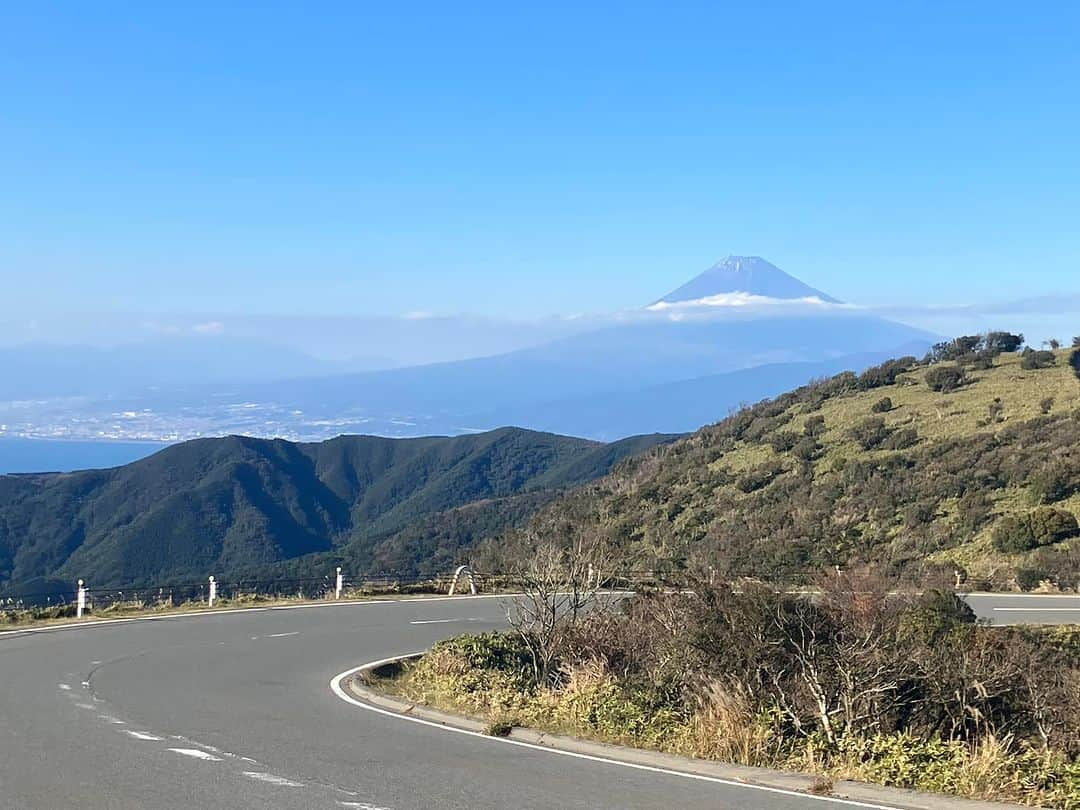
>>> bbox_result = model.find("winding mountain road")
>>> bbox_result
[0,593,1076,809]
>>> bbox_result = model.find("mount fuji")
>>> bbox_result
[657,256,841,305]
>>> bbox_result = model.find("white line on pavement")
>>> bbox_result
[267,631,300,637]
[408,618,484,625]
[994,607,1080,612]
[168,748,223,762]
[330,662,903,810]
[242,772,304,787]
[125,731,164,741]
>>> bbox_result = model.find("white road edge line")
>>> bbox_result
[329,660,902,810]
[168,748,223,761]
[267,631,300,637]
[994,607,1080,612]
[242,771,304,787]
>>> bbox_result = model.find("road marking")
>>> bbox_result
[994,607,1080,612]
[338,803,395,809]
[168,748,223,762]
[409,618,482,625]
[125,730,164,741]
[331,662,904,810]
[58,684,71,691]
[98,715,126,725]
[267,631,300,637]
[74,702,96,710]
[242,771,304,787]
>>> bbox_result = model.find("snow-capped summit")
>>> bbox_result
[656,256,840,306]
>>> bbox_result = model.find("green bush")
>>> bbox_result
[1029,507,1079,545]
[871,396,893,413]
[1021,349,1057,370]
[1015,568,1047,591]
[883,427,919,451]
[993,509,1079,553]
[792,437,820,462]
[849,417,892,450]
[769,431,800,453]
[925,365,967,393]
[1029,460,1080,504]
[736,462,784,493]
[993,516,1037,553]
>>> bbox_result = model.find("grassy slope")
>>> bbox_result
[496,350,1080,587]
[771,351,1080,576]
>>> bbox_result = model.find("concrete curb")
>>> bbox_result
[344,653,1024,810]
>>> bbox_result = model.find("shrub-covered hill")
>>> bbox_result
[0,428,677,593]
[488,344,1080,590]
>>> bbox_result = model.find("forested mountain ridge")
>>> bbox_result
[0,428,676,593]
[486,342,1080,590]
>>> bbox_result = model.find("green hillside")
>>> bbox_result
[488,342,1080,590]
[0,428,676,593]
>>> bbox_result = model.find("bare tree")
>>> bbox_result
[506,530,609,685]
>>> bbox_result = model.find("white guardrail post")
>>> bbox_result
[76,579,87,618]
[208,576,217,607]
[449,565,476,596]
[335,567,343,600]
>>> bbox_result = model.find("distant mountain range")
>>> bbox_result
[0,257,938,452]
[0,428,676,594]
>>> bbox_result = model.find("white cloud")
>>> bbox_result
[140,319,225,336]
[643,291,838,313]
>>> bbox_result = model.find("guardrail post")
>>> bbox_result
[335,567,343,600]
[76,580,86,618]
[208,576,217,607]
[449,565,477,596]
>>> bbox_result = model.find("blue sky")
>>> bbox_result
[2,2,1078,322]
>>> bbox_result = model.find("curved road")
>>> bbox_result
[0,593,1076,810]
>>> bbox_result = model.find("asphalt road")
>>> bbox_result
[0,592,1076,810]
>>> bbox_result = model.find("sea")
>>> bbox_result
[0,438,168,474]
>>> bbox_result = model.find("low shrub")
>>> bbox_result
[1021,349,1057,370]
[850,417,891,450]
[871,396,893,414]
[926,365,967,393]
[993,509,1080,553]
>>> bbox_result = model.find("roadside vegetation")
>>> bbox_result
[381,570,1080,807]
